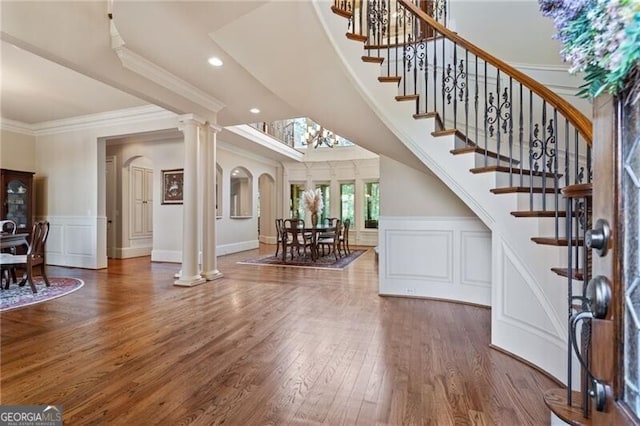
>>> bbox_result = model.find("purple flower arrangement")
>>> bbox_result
[539,0,640,103]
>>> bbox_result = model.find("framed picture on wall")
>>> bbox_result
[161,169,184,204]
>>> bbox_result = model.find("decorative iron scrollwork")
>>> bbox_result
[486,87,511,137]
[530,120,557,174]
[367,0,388,39]
[433,0,447,22]
[403,37,426,73]
[442,60,466,104]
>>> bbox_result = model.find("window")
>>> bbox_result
[290,183,305,218]
[364,181,379,229]
[340,182,355,228]
[315,183,330,224]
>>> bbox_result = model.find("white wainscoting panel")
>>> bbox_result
[379,216,491,306]
[43,216,102,269]
[387,230,453,281]
[460,231,492,286]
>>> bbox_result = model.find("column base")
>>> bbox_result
[173,275,206,287]
[203,270,224,281]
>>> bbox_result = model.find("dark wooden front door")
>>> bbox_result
[589,95,639,424]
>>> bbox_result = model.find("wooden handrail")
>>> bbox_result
[398,0,593,145]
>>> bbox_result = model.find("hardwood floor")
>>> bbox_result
[1,245,557,425]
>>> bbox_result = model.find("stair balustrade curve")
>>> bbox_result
[330,0,595,419]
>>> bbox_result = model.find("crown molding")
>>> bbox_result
[1,105,177,136]
[114,45,226,114]
[0,118,36,136]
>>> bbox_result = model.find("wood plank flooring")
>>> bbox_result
[0,245,557,425]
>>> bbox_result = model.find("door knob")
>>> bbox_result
[586,218,611,257]
[586,275,612,320]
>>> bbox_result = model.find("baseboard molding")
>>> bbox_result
[151,240,260,263]
[116,246,152,259]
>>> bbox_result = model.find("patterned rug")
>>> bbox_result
[1,277,84,312]
[238,249,366,270]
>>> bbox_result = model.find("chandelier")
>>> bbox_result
[302,122,337,149]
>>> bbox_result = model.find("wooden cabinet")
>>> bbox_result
[1,169,35,233]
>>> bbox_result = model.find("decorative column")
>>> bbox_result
[202,122,223,280]
[175,114,206,287]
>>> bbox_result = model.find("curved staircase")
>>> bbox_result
[324,0,594,422]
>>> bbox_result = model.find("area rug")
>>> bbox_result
[238,249,366,270]
[1,277,84,312]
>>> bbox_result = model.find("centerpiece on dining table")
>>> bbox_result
[301,188,323,228]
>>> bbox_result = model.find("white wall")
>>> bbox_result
[216,142,278,256]
[380,155,475,217]
[378,156,490,305]
[1,129,36,172]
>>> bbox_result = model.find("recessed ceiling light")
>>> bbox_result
[250,108,260,114]
[208,57,223,67]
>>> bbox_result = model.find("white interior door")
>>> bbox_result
[106,156,116,258]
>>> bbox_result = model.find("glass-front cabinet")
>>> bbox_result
[1,169,35,233]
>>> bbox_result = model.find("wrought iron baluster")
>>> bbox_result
[475,55,478,151]
[508,77,513,187]
[565,118,570,188]
[529,91,534,210]
[518,83,524,187]
[553,109,559,239]
[464,50,469,146]
[483,61,488,167]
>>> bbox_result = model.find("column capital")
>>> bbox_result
[177,113,206,129]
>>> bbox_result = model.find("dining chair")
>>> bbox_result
[317,219,341,260]
[0,220,17,234]
[0,219,19,285]
[274,218,284,257]
[338,218,351,256]
[282,218,312,261]
[11,221,51,293]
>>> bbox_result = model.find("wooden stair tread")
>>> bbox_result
[511,211,568,218]
[544,388,591,426]
[346,33,367,42]
[432,129,476,146]
[531,237,584,246]
[415,111,444,130]
[551,267,584,281]
[562,182,593,199]
[490,186,556,194]
[395,94,419,102]
[362,56,384,64]
[471,165,561,178]
[379,76,401,83]
[450,146,520,165]
[330,6,352,19]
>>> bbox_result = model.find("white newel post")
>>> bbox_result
[202,122,223,280]
[175,115,206,287]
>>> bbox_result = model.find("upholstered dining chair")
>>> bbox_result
[11,221,51,293]
[0,220,17,234]
[282,218,312,261]
[317,219,341,260]
[338,218,351,256]
[0,219,19,286]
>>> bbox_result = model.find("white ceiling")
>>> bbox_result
[1,40,146,124]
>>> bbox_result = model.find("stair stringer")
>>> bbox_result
[315,1,572,383]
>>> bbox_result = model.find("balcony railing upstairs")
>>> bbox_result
[250,118,356,150]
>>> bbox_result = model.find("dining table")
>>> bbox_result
[282,224,338,262]
[0,232,29,251]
